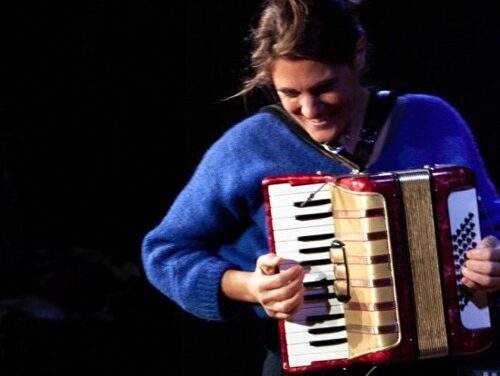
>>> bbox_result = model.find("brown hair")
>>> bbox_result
[237,0,365,97]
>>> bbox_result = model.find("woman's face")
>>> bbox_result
[271,58,363,144]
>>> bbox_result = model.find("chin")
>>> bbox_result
[312,134,335,144]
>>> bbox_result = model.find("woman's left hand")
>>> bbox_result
[461,235,500,293]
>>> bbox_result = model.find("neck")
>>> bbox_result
[339,87,370,154]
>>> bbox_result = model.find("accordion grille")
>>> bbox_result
[399,170,448,358]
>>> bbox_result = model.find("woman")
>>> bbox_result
[142,0,500,374]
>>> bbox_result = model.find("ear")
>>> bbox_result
[354,36,367,72]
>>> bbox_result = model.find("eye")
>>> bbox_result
[310,79,339,96]
[277,89,300,99]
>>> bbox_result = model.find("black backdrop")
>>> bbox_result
[2,1,499,374]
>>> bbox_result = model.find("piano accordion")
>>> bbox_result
[262,165,492,374]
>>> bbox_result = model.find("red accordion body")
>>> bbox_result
[262,165,493,374]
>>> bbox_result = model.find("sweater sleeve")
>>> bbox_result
[141,133,255,321]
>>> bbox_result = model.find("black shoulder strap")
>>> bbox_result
[258,90,398,172]
[353,90,398,169]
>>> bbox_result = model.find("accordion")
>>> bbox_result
[262,165,493,374]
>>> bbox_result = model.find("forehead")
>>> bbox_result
[270,58,349,89]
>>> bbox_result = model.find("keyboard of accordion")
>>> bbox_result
[267,181,349,367]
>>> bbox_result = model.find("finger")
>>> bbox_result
[478,235,499,248]
[257,253,283,275]
[461,267,500,291]
[466,236,500,261]
[466,246,500,262]
[270,309,296,320]
[262,274,304,304]
[261,265,304,291]
[465,259,500,275]
[265,286,304,318]
[461,276,480,291]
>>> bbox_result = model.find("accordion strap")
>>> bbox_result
[353,90,398,170]
[259,90,398,172]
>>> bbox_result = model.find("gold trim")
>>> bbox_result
[334,208,385,218]
[334,231,388,242]
[346,324,399,335]
[344,301,395,311]
[346,254,391,264]
[350,278,393,288]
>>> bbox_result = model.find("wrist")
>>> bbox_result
[221,269,258,303]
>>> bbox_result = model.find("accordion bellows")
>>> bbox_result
[262,165,492,374]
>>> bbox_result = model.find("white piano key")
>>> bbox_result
[272,215,334,231]
[268,182,330,196]
[287,344,349,368]
[285,308,345,332]
[273,225,334,242]
[286,326,347,345]
[280,251,331,264]
[270,201,332,218]
[269,195,331,209]
[291,299,343,318]
[285,322,346,337]
[300,298,340,311]
[303,284,335,296]
[274,238,334,254]
[285,317,345,334]
[287,340,348,356]
[287,339,349,358]
[302,270,334,283]
[278,263,334,282]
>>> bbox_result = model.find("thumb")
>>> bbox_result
[257,253,282,275]
[477,235,499,249]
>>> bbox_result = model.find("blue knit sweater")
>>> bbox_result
[141,94,500,321]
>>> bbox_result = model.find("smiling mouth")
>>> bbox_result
[306,118,330,128]
[309,119,327,124]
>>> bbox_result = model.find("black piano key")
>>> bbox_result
[310,338,348,347]
[304,292,337,301]
[299,246,330,254]
[306,313,344,322]
[298,233,334,241]
[295,212,332,221]
[294,199,330,208]
[300,258,331,266]
[308,325,346,335]
[303,279,333,288]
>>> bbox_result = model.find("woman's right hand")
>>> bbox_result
[249,253,305,319]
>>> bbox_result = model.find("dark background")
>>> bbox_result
[2,0,499,374]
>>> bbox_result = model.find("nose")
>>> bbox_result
[300,95,323,119]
